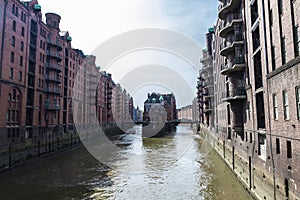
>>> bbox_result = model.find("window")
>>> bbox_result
[20,41,24,51]
[273,94,278,120]
[6,110,10,122]
[12,4,15,14]
[19,56,23,66]
[295,25,300,57]
[12,21,16,32]
[7,89,21,125]
[21,27,24,37]
[276,138,280,154]
[21,13,26,23]
[250,132,253,143]
[9,68,13,79]
[40,40,42,49]
[18,71,22,81]
[278,0,283,15]
[281,37,286,64]
[271,46,276,70]
[287,140,292,158]
[296,87,300,120]
[10,52,14,63]
[283,90,289,120]
[11,36,15,46]
[269,9,273,26]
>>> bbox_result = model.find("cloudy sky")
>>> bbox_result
[38,0,218,108]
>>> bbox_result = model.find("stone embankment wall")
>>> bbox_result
[200,125,294,200]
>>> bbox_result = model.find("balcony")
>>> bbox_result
[222,87,246,102]
[202,64,213,71]
[45,87,61,95]
[29,41,37,49]
[219,12,243,38]
[30,29,37,36]
[220,34,244,56]
[46,51,62,62]
[203,106,213,113]
[46,75,61,83]
[45,103,60,111]
[29,54,36,62]
[47,38,63,51]
[204,93,214,99]
[46,63,62,72]
[220,57,245,75]
[218,0,241,20]
[88,72,98,77]
[200,55,212,64]
[88,87,97,93]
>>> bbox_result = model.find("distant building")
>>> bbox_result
[143,92,177,123]
[133,106,142,123]
[177,105,193,121]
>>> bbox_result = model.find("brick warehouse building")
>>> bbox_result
[0,0,134,171]
[143,92,177,123]
[197,0,300,199]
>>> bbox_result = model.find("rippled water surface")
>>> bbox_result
[0,125,252,200]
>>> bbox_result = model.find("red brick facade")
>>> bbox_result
[0,0,134,171]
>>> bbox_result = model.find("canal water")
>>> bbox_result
[0,125,252,200]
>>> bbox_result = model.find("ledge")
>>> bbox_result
[267,56,300,79]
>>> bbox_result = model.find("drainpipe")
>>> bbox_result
[261,0,276,199]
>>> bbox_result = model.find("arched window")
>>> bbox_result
[7,88,21,125]
[12,89,16,101]
[12,21,16,31]
[20,41,24,51]
[12,36,15,46]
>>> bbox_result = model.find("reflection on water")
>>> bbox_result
[0,125,252,200]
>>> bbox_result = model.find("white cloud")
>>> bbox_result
[38,0,217,54]
[38,0,218,108]
[39,0,172,54]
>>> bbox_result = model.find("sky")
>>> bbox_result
[38,0,218,108]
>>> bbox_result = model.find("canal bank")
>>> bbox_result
[199,125,288,200]
[0,125,127,175]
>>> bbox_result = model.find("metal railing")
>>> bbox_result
[218,0,230,11]
[46,63,62,71]
[45,87,61,94]
[46,75,61,83]
[47,38,63,49]
[221,12,243,30]
[222,87,246,99]
[46,51,62,60]
[221,57,245,71]
[45,103,60,110]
